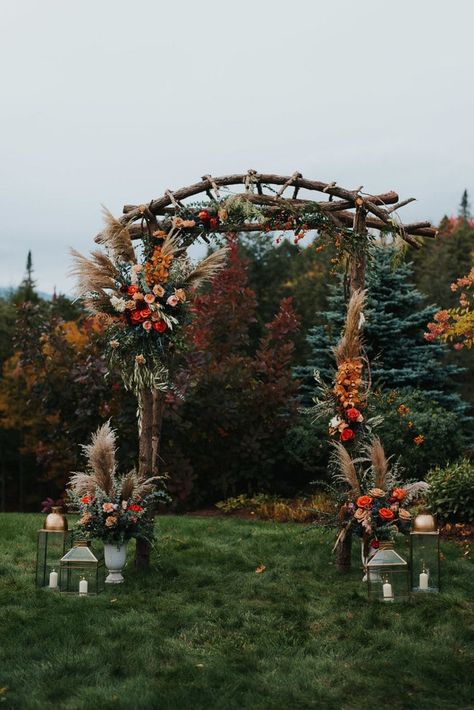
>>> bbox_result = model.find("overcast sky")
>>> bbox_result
[1,0,473,294]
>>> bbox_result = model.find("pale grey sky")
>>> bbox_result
[1,0,473,293]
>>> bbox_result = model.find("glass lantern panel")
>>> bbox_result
[36,530,72,588]
[59,564,103,595]
[368,568,410,602]
[367,548,407,568]
[411,533,440,593]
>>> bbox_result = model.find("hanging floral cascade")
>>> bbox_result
[71,208,228,392]
[424,266,474,350]
[332,437,429,552]
[312,289,380,443]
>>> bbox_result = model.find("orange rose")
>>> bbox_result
[379,508,395,522]
[392,488,407,502]
[356,495,373,508]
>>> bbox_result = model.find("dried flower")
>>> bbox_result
[414,434,425,446]
[153,284,165,297]
[79,513,92,525]
[174,288,186,302]
[102,502,115,513]
[369,488,385,498]
[135,354,146,365]
[110,340,120,349]
[399,509,412,521]
[105,515,118,527]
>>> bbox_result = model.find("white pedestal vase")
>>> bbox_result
[104,542,128,584]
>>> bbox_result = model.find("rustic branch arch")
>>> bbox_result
[93,170,436,570]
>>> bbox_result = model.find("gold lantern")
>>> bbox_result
[59,540,105,595]
[367,543,410,602]
[36,507,72,589]
[410,513,440,594]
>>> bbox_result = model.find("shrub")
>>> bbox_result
[372,388,466,479]
[426,459,474,522]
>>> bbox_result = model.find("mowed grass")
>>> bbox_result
[0,515,473,710]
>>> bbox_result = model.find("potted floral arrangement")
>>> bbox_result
[68,422,170,583]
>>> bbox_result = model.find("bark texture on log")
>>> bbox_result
[135,388,166,571]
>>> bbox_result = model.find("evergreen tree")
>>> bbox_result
[460,189,471,221]
[14,250,39,304]
[296,244,466,413]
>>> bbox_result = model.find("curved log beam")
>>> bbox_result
[94,171,436,249]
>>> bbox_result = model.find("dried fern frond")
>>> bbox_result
[81,421,116,495]
[98,206,136,263]
[366,437,391,489]
[69,248,120,297]
[331,441,360,496]
[160,230,181,259]
[404,481,430,503]
[68,471,96,496]
[185,247,229,289]
[334,289,366,365]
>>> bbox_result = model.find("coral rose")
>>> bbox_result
[379,508,395,522]
[356,495,373,508]
[144,293,155,304]
[130,310,144,323]
[153,320,167,333]
[340,428,355,442]
[127,285,138,296]
[128,504,143,512]
[392,488,407,501]
[81,495,93,505]
[346,407,361,422]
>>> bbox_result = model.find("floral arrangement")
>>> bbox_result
[68,422,170,545]
[332,437,428,552]
[71,208,228,392]
[425,266,474,350]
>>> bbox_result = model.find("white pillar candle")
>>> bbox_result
[49,569,58,589]
[79,578,88,596]
[383,580,393,601]
[419,570,429,590]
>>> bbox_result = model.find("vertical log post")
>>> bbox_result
[135,387,167,570]
[336,204,367,572]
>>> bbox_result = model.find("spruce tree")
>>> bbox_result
[296,244,466,413]
[14,250,39,304]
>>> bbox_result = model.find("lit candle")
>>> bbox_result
[49,569,58,589]
[419,568,429,590]
[79,577,88,596]
[383,578,393,601]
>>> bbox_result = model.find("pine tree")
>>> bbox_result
[14,250,39,304]
[296,244,466,413]
[460,189,471,221]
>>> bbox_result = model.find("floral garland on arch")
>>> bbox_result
[71,208,228,392]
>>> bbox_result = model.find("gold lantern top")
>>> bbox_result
[412,513,437,534]
[43,506,68,531]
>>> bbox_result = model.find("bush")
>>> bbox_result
[426,459,474,522]
[372,388,466,479]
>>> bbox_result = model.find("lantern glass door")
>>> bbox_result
[410,532,440,593]
[367,547,410,602]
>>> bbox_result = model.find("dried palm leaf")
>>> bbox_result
[334,289,366,365]
[98,206,136,263]
[68,471,96,496]
[366,437,391,489]
[69,248,121,297]
[185,247,229,289]
[81,421,116,495]
[331,441,361,496]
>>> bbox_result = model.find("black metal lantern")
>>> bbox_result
[367,543,410,602]
[59,540,105,595]
[410,514,440,594]
[36,508,72,589]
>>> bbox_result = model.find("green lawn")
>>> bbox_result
[0,514,473,710]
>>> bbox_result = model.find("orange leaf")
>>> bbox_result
[256,565,266,574]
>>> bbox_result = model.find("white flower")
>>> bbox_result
[329,415,343,429]
[110,296,126,313]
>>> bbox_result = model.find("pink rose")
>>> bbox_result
[144,293,155,304]
[166,295,179,307]
[142,320,153,331]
